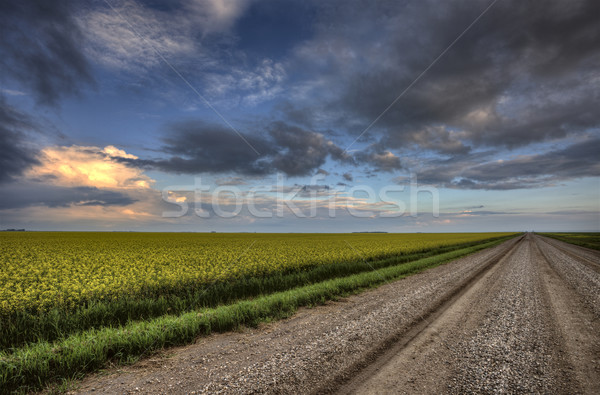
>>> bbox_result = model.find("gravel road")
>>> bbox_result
[71,234,599,394]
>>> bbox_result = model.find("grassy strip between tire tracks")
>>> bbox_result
[1,236,512,351]
[0,235,517,393]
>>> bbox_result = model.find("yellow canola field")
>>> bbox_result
[0,232,514,314]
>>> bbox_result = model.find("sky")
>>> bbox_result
[0,0,599,232]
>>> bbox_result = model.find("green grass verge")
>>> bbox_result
[0,235,513,351]
[0,235,517,393]
[539,232,600,251]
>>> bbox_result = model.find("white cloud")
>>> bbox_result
[79,1,194,70]
[1,88,26,96]
[204,59,286,106]
[79,0,252,71]
[189,0,253,35]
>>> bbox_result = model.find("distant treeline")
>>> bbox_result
[352,231,388,233]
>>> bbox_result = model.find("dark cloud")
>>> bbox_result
[460,138,600,188]
[274,102,317,129]
[0,183,136,210]
[287,0,600,156]
[140,121,275,175]
[316,168,330,176]
[121,120,355,177]
[407,126,471,156]
[0,0,93,105]
[410,153,488,186]
[268,121,353,176]
[354,146,402,172]
[215,177,248,186]
[415,138,600,190]
[342,172,353,182]
[0,98,40,182]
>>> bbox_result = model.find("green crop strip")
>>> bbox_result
[539,232,600,251]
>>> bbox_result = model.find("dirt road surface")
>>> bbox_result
[72,234,599,394]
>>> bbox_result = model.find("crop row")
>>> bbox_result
[539,232,600,250]
[0,232,513,316]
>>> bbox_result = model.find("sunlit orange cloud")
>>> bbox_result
[16,145,168,223]
[27,145,154,189]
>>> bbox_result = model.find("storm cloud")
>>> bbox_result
[0,99,40,182]
[121,120,354,177]
[287,0,600,156]
[415,138,600,190]
[0,183,136,210]
[0,0,93,105]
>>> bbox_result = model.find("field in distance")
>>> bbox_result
[0,231,517,392]
[540,232,600,250]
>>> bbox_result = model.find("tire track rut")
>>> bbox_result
[337,234,599,394]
